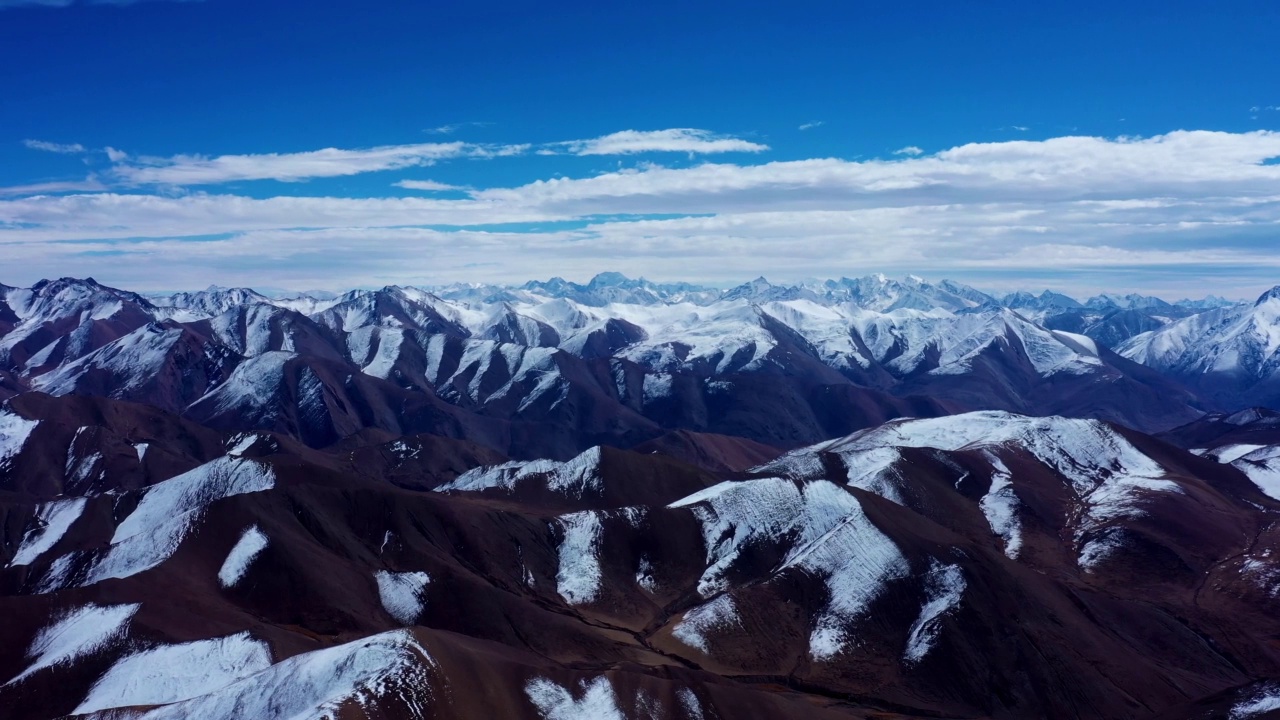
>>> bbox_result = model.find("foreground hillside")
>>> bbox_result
[3,395,1280,719]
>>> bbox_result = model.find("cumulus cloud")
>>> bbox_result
[546,129,769,155]
[3,129,1280,295]
[893,146,923,156]
[23,139,87,154]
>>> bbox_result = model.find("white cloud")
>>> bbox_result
[799,121,824,131]
[393,179,465,192]
[3,129,1280,296]
[108,141,528,186]
[470,131,1280,212]
[424,121,493,135]
[893,146,923,156]
[74,129,760,189]
[547,129,769,156]
[0,177,107,196]
[23,139,87,154]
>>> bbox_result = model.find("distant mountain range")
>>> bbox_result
[0,273,1256,457]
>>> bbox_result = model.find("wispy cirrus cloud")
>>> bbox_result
[91,129,766,186]
[393,179,466,191]
[892,145,923,156]
[424,121,494,135]
[798,121,824,131]
[107,141,528,186]
[23,139,87,154]
[0,177,106,196]
[542,128,769,156]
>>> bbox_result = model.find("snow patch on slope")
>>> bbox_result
[555,511,604,605]
[218,525,269,588]
[1214,444,1269,464]
[677,688,706,720]
[1220,445,1280,500]
[348,326,405,380]
[73,632,273,714]
[188,351,295,419]
[525,676,624,720]
[37,457,276,591]
[903,561,966,665]
[1231,682,1280,719]
[5,603,139,686]
[1078,528,1129,571]
[96,630,439,720]
[672,594,741,653]
[978,454,1023,558]
[0,409,39,470]
[32,325,182,397]
[8,497,87,567]
[375,570,431,624]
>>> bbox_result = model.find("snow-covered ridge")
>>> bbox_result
[762,411,1185,566]
[1119,287,1280,384]
[670,477,910,660]
[438,446,603,498]
[0,274,1250,433]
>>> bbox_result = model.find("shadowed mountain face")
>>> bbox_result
[2,275,1280,719]
[2,396,1280,719]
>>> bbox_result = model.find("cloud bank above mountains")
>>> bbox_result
[4,128,1279,295]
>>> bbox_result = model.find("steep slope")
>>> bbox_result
[0,278,158,374]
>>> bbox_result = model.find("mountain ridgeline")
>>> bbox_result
[0,273,1264,458]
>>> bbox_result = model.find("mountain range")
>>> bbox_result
[0,273,1262,458]
[3,274,1280,719]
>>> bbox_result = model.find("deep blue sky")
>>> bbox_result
[1,0,1279,295]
